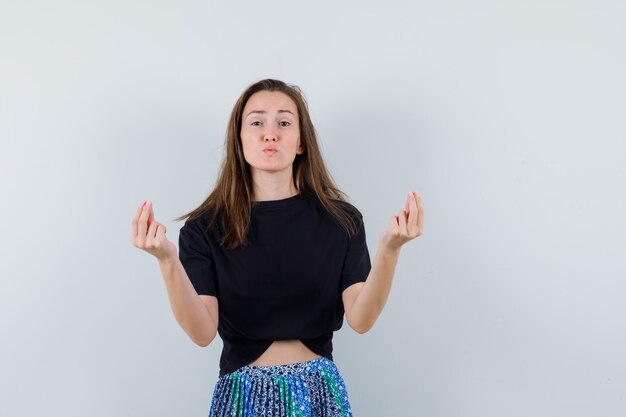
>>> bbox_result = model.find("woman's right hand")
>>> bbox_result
[131,200,177,262]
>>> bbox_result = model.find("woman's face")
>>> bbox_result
[240,90,303,176]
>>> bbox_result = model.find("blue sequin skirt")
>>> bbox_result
[208,357,353,417]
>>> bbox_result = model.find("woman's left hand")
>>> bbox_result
[379,191,424,252]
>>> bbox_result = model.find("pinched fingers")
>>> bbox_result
[407,192,421,237]
[142,202,167,244]
[131,200,147,242]
[131,200,155,247]
[146,216,159,243]
[390,191,424,248]
[413,191,424,236]
[138,201,153,242]
[397,208,407,233]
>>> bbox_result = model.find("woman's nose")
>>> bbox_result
[264,130,277,141]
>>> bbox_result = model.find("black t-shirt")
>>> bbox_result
[177,191,371,377]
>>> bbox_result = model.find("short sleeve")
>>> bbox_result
[178,219,219,297]
[339,210,372,293]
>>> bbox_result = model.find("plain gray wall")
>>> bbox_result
[1,0,625,416]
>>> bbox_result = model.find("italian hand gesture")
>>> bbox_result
[131,200,177,262]
[379,191,424,251]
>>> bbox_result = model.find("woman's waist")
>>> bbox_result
[246,339,322,367]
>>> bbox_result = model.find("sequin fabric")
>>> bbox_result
[208,357,353,417]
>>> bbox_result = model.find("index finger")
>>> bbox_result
[131,201,147,238]
[408,192,419,226]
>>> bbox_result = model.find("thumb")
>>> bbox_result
[389,215,398,228]
[156,223,167,238]
[148,203,154,224]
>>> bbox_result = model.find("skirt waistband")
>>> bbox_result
[227,357,335,379]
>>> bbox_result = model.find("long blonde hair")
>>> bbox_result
[175,78,360,250]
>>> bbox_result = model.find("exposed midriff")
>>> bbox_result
[247,339,323,366]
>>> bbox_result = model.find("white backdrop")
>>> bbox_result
[1,1,625,416]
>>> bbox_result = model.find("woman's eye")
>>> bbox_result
[250,121,290,127]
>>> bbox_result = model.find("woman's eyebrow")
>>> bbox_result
[245,110,294,118]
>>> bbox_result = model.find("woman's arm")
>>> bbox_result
[344,246,401,333]
[132,200,218,346]
[158,256,219,347]
[344,191,423,333]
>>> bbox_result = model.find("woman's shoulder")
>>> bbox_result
[181,208,221,236]
[309,194,364,235]
[328,197,363,220]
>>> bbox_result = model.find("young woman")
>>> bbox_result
[131,79,424,416]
